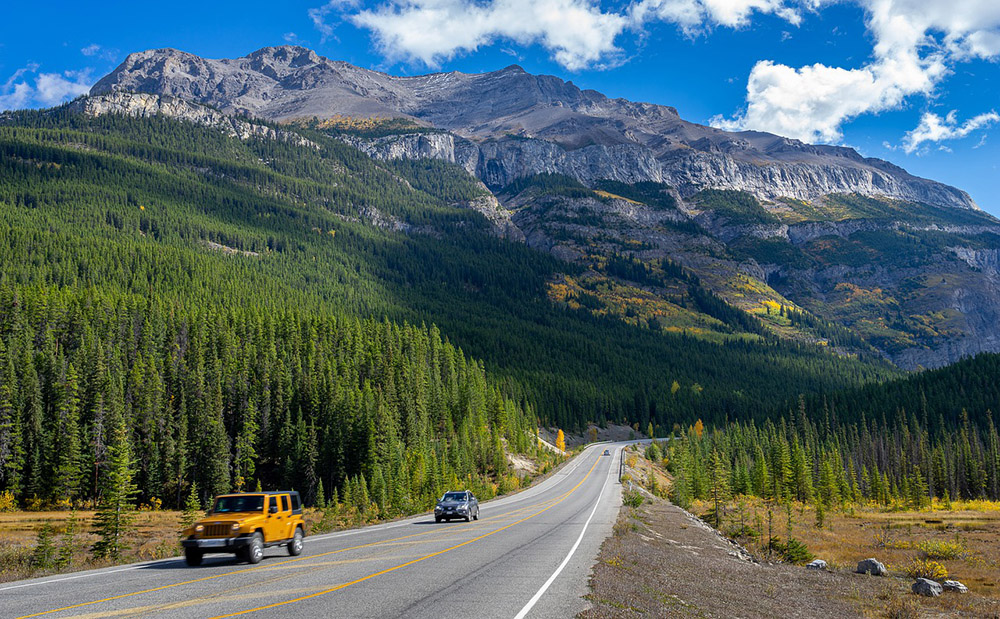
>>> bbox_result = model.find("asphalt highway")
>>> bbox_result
[0,442,627,618]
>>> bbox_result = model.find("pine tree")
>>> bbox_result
[316,479,326,509]
[30,523,56,571]
[180,482,201,529]
[56,511,78,569]
[92,417,138,560]
[709,449,730,529]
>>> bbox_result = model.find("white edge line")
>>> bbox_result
[512,448,616,619]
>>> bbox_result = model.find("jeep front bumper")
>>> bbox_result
[181,536,253,553]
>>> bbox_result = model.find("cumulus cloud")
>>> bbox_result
[0,66,93,111]
[715,0,1000,143]
[903,110,1000,154]
[347,0,629,71]
[630,0,800,33]
[315,0,799,71]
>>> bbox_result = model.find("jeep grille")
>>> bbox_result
[203,524,231,538]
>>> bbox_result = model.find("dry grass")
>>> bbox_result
[691,496,1000,616]
[0,508,337,584]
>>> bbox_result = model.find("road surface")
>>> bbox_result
[1,442,627,618]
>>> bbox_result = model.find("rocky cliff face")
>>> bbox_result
[69,91,317,148]
[91,46,977,210]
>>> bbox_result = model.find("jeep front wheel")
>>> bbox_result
[288,527,303,556]
[247,533,264,564]
[185,548,203,567]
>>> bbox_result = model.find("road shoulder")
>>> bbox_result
[580,495,915,618]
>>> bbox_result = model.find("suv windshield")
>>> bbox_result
[213,495,264,513]
[442,493,467,502]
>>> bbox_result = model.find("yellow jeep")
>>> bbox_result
[181,491,306,566]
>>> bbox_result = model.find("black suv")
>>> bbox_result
[434,491,479,522]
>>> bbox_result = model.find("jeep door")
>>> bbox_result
[264,495,286,541]
[278,494,294,540]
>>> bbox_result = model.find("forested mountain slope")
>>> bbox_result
[0,107,900,508]
[77,46,1000,369]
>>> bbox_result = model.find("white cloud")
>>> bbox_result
[0,66,93,111]
[715,0,1000,143]
[309,0,360,42]
[318,0,800,70]
[347,0,629,71]
[902,110,999,154]
[630,0,800,32]
[79,43,119,62]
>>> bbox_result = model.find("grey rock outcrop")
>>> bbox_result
[91,46,977,210]
[856,558,887,576]
[912,578,943,597]
[942,580,969,593]
[68,91,316,148]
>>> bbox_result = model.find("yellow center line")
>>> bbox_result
[17,481,568,619]
[210,453,603,618]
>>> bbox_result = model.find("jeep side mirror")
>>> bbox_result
[269,504,278,514]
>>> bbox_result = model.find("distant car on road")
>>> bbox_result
[181,491,305,566]
[435,491,479,522]
[603,449,611,456]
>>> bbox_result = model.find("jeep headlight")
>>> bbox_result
[195,524,204,532]
[231,523,240,531]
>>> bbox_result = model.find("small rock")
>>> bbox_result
[806,559,827,570]
[942,580,969,593]
[856,558,887,576]
[912,578,943,597]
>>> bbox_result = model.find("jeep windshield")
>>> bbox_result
[213,495,265,513]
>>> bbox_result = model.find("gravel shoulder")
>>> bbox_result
[581,496,931,618]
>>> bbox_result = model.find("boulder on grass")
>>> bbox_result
[912,578,943,597]
[942,580,969,593]
[806,559,827,570]
[856,558,887,576]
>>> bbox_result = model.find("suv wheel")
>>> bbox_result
[473,508,479,521]
[288,527,303,556]
[247,532,264,564]
[185,548,203,567]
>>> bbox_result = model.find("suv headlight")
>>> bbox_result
[231,523,240,531]
[195,524,204,532]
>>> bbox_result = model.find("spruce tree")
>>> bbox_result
[30,524,56,571]
[56,511,78,569]
[180,482,201,529]
[92,417,137,561]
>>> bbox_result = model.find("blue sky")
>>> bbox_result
[2,0,998,214]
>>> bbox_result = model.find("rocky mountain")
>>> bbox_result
[92,46,975,209]
[81,45,1000,369]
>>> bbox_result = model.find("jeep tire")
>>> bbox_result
[288,527,303,556]
[247,532,264,564]
[185,548,203,567]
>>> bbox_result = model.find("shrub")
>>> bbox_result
[0,490,16,512]
[771,538,813,564]
[903,558,948,581]
[918,539,965,560]
[623,490,644,508]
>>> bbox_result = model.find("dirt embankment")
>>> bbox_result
[582,497,926,618]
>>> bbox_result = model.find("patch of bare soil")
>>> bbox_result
[581,497,940,618]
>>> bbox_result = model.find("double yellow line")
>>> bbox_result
[211,454,603,617]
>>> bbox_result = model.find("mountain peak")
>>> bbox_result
[88,45,977,210]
